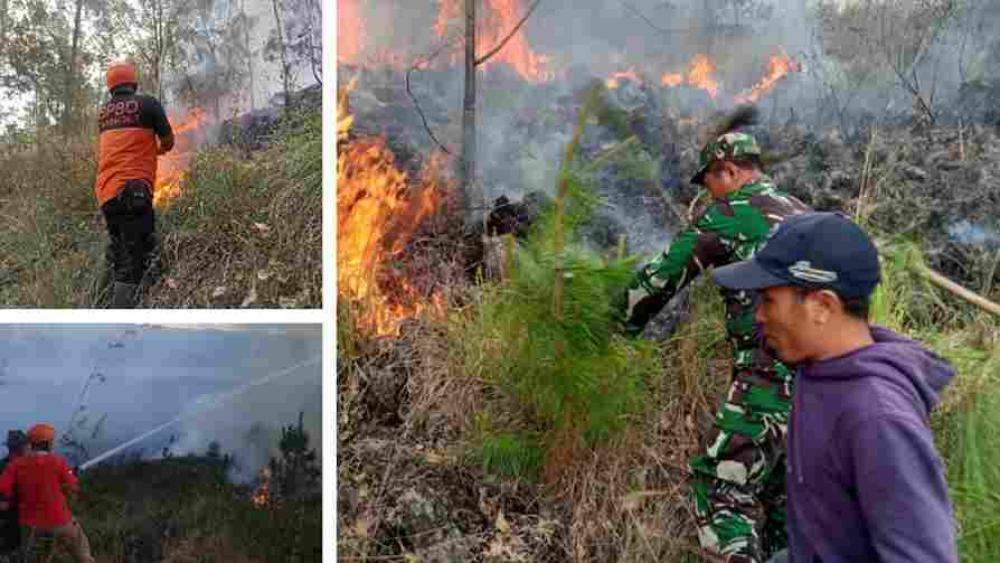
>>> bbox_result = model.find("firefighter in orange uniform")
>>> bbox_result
[96,60,174,308]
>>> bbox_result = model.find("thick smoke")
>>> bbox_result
[0,325,321,484]
[342,0,1000,256]
[163,0,321,117]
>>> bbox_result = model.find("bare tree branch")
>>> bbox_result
[624,2,684,35]
[405,38,458,155]
[475,0,541,66]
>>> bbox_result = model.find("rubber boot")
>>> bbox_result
[111,282,140,309]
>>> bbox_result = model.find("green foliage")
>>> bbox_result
[268,412,321,503]
[0,140,103,307]
[456,89,663,480]
[467,247,658,440]
[473,426,543,481]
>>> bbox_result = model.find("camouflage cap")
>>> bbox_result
[5,430,26,449]
[691,131,762,185]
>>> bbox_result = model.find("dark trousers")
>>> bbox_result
[101,180,156,285]
[0,508,18,560]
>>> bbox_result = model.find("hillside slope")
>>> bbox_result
[0,109,321,308]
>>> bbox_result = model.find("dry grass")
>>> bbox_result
[0,111,320,308]
[338,253,731,561]
[71,456,320,563]
[146,111,321,308]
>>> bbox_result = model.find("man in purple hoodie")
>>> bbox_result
[709,212,958,563]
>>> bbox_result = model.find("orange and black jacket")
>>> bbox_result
[95,92,172,207]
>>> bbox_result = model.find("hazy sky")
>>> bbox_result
[1,0,319,129]
[0,324,321,479]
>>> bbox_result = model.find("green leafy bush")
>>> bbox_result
[456,85,663,481]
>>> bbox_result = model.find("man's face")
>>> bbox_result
[754,286,820,364]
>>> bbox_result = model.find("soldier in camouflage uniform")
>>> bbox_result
[623,132,810,562]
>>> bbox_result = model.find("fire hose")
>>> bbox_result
[76,356,320,473]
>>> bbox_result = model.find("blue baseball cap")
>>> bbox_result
[712,212,881,299]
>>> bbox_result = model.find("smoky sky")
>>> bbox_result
[0,325,321,481]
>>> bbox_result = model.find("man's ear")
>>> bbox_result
[723,160,739,180]
[810,289,842,324]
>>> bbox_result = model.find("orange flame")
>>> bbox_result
[687,55,719,98]
[735,49,801,104]
[606,67,640,90]
[435,0,553,82]
[660,54,719,98]
[660,72,683,88]
[252,467,271,507]
[435,0,460,39]
[479,0,552,81]
[338,0,365,64]
[337,87,448,336]
[154,108,209,208]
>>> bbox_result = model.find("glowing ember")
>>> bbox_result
[337,87,449,336]
[606,67,640,90]
[735,49,801,104]
[154,108,209,208]
[660,72,684,88]
[252,466,271,507]
[338,0,365,64]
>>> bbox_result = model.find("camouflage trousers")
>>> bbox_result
[689,348,793,563]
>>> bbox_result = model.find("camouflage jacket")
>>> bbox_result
[0,457,16,552]
[624,176,810,351]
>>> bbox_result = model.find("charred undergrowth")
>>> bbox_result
[72,453,321,562]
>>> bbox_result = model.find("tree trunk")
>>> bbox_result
[461,0,478,224]
[62,0,84,136]
[155,0,164,101]
[241,0,255,111]
[271,0,290,107]
[1,0,8,51]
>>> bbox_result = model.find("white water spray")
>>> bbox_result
[77,355,321,471]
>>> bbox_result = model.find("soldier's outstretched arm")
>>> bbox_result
[623,218,729,335]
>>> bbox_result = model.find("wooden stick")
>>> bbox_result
[501,233,515,282]
[911,260,1000,317]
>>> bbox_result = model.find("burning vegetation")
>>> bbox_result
[338,0,1000,560]
[154,108,211,208]
[68,414,321,562]
[0,94,322,308]
[337,85,451,336]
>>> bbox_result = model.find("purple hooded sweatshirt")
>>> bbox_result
[787,325,958,563]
